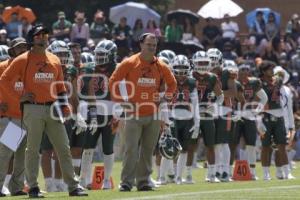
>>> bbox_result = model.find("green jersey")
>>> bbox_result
[194,72,217,103]
[261,77,282,110]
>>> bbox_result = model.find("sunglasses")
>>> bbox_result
[34,32,49,39]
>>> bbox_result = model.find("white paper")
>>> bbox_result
[0,122,26,152]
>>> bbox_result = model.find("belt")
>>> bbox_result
[23,101,54,106]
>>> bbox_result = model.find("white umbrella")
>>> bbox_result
[197,0,243,19]
[109,1,161,28]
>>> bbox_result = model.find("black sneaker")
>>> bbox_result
[215,172,221,179]
[28,187,44,198]
[69,188,88,197]
[0,192,6,197]
[137,185,154,191]
[119,184,131,192]
[11,190,28,196]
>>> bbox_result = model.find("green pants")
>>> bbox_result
[23,104,79,192]
[261,113,287,147]
[120,115,160,190]
[83,115,115,155]
[174,119,195,151]
[0,118,26,194]
[230,119,257,146]
[215,117,230,144]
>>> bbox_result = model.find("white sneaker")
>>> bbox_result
[208,175,220,183]
[251,174,259,180]
[102,179,112,190]
[175,177,182,185]
[184,175,195,184]
[148,177,160,188]
[45,182,57,193]
[1,186,10,195]
[286,173,296,180]
[157,177,167,185]
[264,174,272,181]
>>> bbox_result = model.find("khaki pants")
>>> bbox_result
[23,104,78,192]
[120,115,160,189]
[0,118,26,193]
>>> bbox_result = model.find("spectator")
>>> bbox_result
[145,19,161,37]
[5,12,22,40]
[70,12,90,48]
[164,18,183,42]
[132,19,144,52]
[249,11,266,46]
[90,11,110,44]
[112,17,132,60]
[52,11,72,41]
[222,41,238,61]
[201,17,222,49]
[289,46,300,74]
[265,12,280,48]
[285,14,300,41]
[181,17,199,44]
[20,17,32,38]
[0,29,9,45]
[262,42,279,64]
[221,14,241,55]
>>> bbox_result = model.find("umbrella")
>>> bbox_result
[246,8,281,28]
[2,5,36,23]
[182,41,204,52]
[109,1,160,28]
[197,0,243,19]
[166,9,199,24]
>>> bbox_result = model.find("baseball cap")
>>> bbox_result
[30,24,49,36]
[58,11,66,19]
[8,37,27,56]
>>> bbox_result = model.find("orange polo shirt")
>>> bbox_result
[0,59,23,118]
[109,53,177,117]
[0,51,67,104]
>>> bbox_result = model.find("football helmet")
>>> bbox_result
[192,51,211,74]
[0,45,10,61]
[157,49,176,65]
[47,40,70,65]
[81,52,95,65]
[94,39,117,65]
[170,54,190,76]
[207,48,223,68]
[223,59,238,74]
[159,128,182,160]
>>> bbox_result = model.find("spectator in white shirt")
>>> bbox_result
[221,14,241,55]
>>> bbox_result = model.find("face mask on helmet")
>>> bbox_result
[173,65,190,76]
[159,128,182,160]
[192,51,211,74]
[95,51,109,65]
[56,51,70,65]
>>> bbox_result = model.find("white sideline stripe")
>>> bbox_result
[115,185,300,200]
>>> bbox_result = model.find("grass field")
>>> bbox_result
[7,161,300,199]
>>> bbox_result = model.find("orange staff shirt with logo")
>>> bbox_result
[0,51,67,105]
[0,59,24,118]
[109,53,177,117]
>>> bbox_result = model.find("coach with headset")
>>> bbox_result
[0,24,87,198]
[109,33,177,191]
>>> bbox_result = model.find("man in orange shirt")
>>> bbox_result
[0,24,87,198]
[109,33,177,191]
[0,37,28,197]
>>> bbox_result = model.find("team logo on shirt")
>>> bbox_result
[137,78,156,87]
[14,81,23,92]
[34,72,54,82]
[34,61,55,82]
